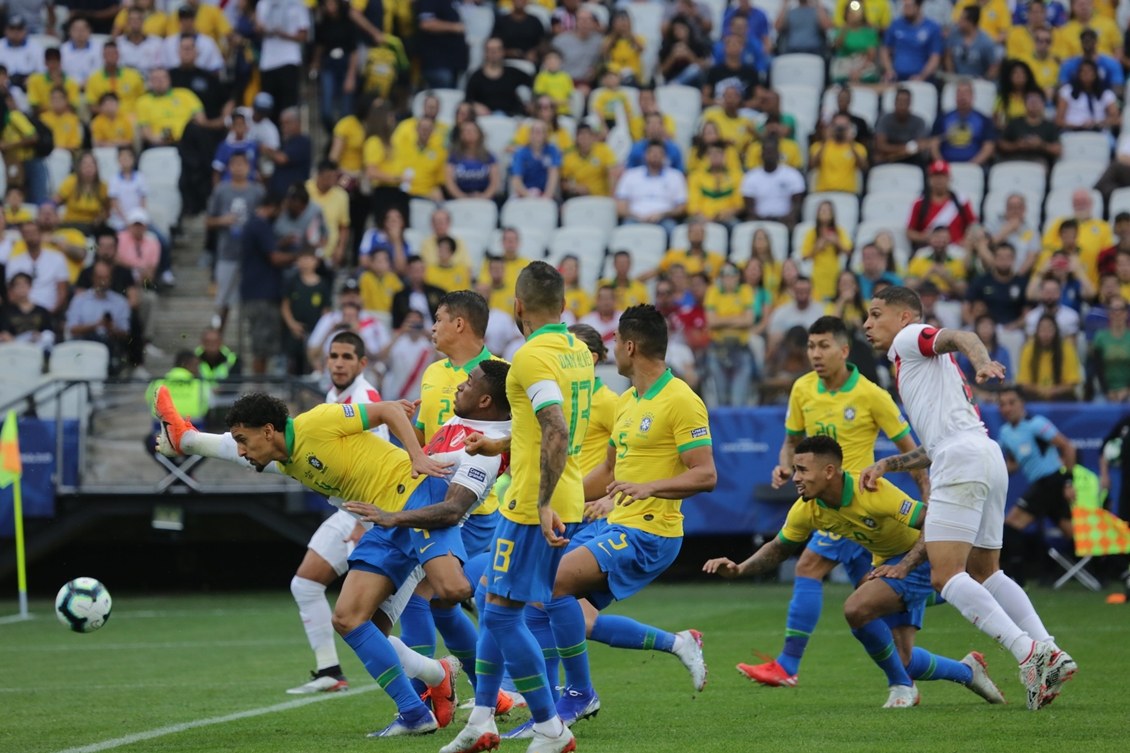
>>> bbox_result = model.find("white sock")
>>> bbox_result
[982,570,1054,645]
[532,717,565,737]
[671,632,686,654]
[290,576,339,671]
[388,635,445,685]
[940,572,1033,663]
[468,706,494,726]
[180,430,282,474]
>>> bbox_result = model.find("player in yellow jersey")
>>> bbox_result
[705,436,1005,708]
[739,316,930,689]
[442,262,586,753]
[568,324,620,479]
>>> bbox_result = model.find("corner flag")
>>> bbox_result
[0,410,28,620]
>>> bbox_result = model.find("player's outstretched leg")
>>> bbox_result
[589,613,707,691]
[907,647,1005,704]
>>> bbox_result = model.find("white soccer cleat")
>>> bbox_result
[882,683,920,708]
[286,671,348,695]
[1039,648,1078,708]
[960,652,1005,704]
[154,423,178,458]
[438,719,500,753]
[674,629,708,692]
[525,724,576,753]
[1018,640,1054,711]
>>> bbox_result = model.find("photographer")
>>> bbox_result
[810,113,868,193]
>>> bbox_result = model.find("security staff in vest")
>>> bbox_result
[146,350,210,425]
[194,327,240,384]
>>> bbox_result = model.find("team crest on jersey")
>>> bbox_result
[861,516,878,529]
[639,414,654,432]
[306,454,325,472]
[396,484,405,495]
[844,407,856,421]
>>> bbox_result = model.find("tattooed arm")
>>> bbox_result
[536,404,571,547]
[859,445,932,491]
[931,328,1007,383]
[702,537,804,579]
[344,484,478,530]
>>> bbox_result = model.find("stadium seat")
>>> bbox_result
[949,162,986,207]
[821,86,880,127]
[479,114,518,158]
[45,149,73,193]
[772,54,825,92]
[881,81,937,127]
[625,3,663,83]
[92,147,118,182]
[791,221,816,276]
[775,83,821,133]
[523,4,552,31]
[403,227,424,252]
[669,222,728,255]
[941,79,997,117]
[1044,187,1103,225]
[1109,186,1130,217]
[656,84,702,125]
[853,220,911,271]
[584,1,610,29]
[489,226,549,259]
[146,185,181,237]
[408,197,436,231]
[0,155,6,197]
[988,161,1047,197]
[456,226,492,270]
[561,196,618,234]
[1060,132,1112,163]
[412,88,464,125]
[505,58,537,78]
[802,192,859,236]
[730,221,790,264]
[30,33,59,51]
[0,342,45,376]
[1049,160,1107,192]
[42,341,110,421]
[138,147,181,188]
[568,88,586,119]
[546,227,608,290]
[866,164,923,196]
[500,197,558,233]
[607,224,667,276]
[982,189,1042,229]
[445,198,499,233]
[861,191,915,225]
[701,0,728,40]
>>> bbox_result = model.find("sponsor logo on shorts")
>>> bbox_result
[691,427,708,439]
[343,404,355,418]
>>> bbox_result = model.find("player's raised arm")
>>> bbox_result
[362,402,451,478]
[703,537,803,579]
[929,328,1007,383]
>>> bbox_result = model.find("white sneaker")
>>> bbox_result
[438,719,500,753]
[960,652,1005,704]
[882,684,920,708]
[525,724,576,753]
[673,629,708,692]
[286,671,348,695]
[1018,640,1054,711]
[1039,648,1078,709]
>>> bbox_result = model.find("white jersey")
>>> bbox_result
[888,323,987,457]
[326,374,389,441]
[424,416,512,514]
[117,36,166,73]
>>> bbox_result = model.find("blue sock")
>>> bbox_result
[778,576,822,676]
[400,595,436,697]
[907,647,973,685]
[473,616,505,709]
[545,597,593,694]
[432,603,478,689]
[343,622,429,718]
[482,603,556,723]
[589,614,676,652]
[525,605,561,701]
[851,619,912,687]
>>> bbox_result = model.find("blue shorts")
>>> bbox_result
[806,530,874,585]
[877,552,935,630]
[485,517,582,604]
[461,510,500,556]
[568,519,681,609]
[405,476,467,566]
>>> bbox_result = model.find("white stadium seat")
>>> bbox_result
[821,86,880,126]
[409,197,437,231]
[882,81,937,127]
[802,192,859,237]
[479,115,518,158]
[561,196,618,234]
[489,226,550,260]
[772,54,825,92]
[866,164,923,196]
[1044,187,1103,225]
[546,227,608,290]
[445,198,499,233]
[412,89,464,125]
[949,162,986,207]
[138,147,181,188]
[45,149,73,193]
[1049,160,1107,192]
[940,79,997,117]
[988,161,1047,197]
[1060,132,1112,163]
[669,222,728,255]
[656,85,702,126]
[1109,186,1130,217]
[861,191,915,225]
[607,224,667,277]
[500,197,559,233]
[982,189,1042,229]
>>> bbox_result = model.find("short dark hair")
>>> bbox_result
[405,254,425,267]
[439,290,489,338]
[795,434,843,464]
[568,323,607,363]
[515,260,565,314]
[436,235,456,253]
[173,350,196,369]
[330,330,366,359]
[478,359,511,414]
[94,225,117,245]
[1059,218,1079,233]
[962,5,981,24]
[998,385,1024,402]
[8,272,31,287]
[617,304,667,360]
[1115,211,1130,224]
[874,285,923,317]
[225,392,289,431]
[317,159,338,173]
[614,250,631,261]
[808,315,849,344]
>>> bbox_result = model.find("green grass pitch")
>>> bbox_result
[2,583,1125,753]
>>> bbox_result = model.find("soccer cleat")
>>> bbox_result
[736,658,798,688]
[501,720,534,740]
[525,724,576,753]
[960,652,1006,704]
[674,629,708,691]
[285,669,348,695]
[507,690,528,708]
[423,655,462,728]
[438,719,501,753]
[557,686,600,726]
[366,709,439,737]
[495,690,515,716]
[882,683,920,708]
[1018,640,1054,711]
[1038,648,1078,708]
[154,385,196,456]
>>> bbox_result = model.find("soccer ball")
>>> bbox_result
[1104,438,1122,463]
[55,578,112,633]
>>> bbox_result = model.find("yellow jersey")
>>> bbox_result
[275,403,424,510]
[504,323,594,524]
[686,170,744,222]
[810,141,865,194]
[702,107,755,152]
[704,284,754,344]
[487,285,514,312]
[333,116,367,174]
[90,112,136,146]
[606,35,645,82]
[800,225,853,302]
[1039,218,1110,286]
[1006,26,1038,60]
[113,9,168,36]
[561,143,618,197]
[9,232,88,282]
[629,113,676,142]
[26,74,81,112]
[1017,339,1083,388]
[607,369,711,537]
[1022,55,1061,95]
[400,142,448,197]
[359,269,403,314]
[165,4,232,43]
[533,70,575,114]
[56,174,108,225]
[784,365,910,472]
[598,278,651,310]
[1054,17,1122,59]
[579,378,618,476]
[564,287,594,320]
[417,345,503,515]
[391,118,448,156]
[591,88,633,123]
[136,88,203,141]
[85,67,147,113]
[779,473,925,565]
[1,111,36,163]
[906,254,967,295]
[952,0,1011,40]
[425,262,473,292]
[305,179,351,260]
[512,121,574,153]
[362,135,400,187]
[660,248,726,279]
[40,111,84,152]
[480,256,530,296]
[744,138,803,171]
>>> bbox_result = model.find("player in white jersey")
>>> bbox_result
[287,331,389,694]
[860,286,1076,710]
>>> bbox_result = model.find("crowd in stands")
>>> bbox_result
[7,0,1130,407]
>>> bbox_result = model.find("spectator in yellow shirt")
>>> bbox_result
[704,262,756,406]
[40,88,83,153]
[26,48,81,114]
[91,93,136,148]
[359,248,404,315]
[590,69,635,128]
[686,120,743,176]
[907,226,970,297]
[655,220,727,282]
[84,42,147,117]
[686,144,744,224]
[136,68,204,147]
[511,97,576,153]
[398,116,447,201]
[165,0,232,45]
[305,161,351,269]
[559,254,594,321]
[390,93,448,155]
[599,249,651,309]
[628,87,677,142]
[809,113,868,193]
[561,123,620,198]
[1040,188,1111,285]
[533,50,575,116]
[478,227,530,291]
[801,201,854,302]
[744,136,804,170]
[603,10,646,84]
[424,236,473,292]
[1021,30,1061,101]
[952,0,1012,42]
[56,152,111,231]
[1054,0,1122,58]
[702,84,756,153]
[1018,313,1082,400]
[1006,0,1048,60]
[330,104,369,177]
[113,0,168,36]
[3,187,34,226]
